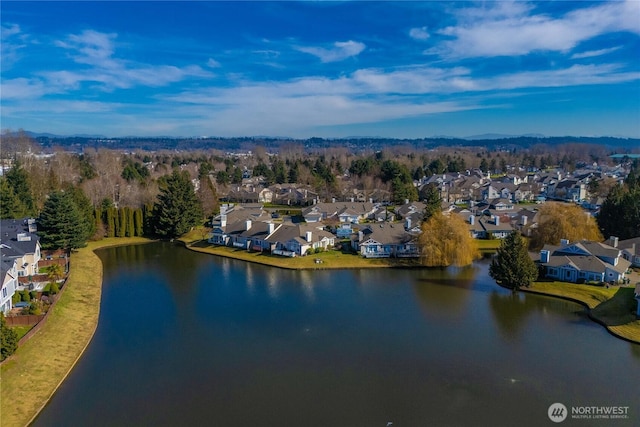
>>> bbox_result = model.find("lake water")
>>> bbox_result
[33,242,639,426]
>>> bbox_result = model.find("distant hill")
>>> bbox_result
[7,130,640,153]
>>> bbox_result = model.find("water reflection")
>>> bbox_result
[265,266,279,299]
[412,266,477,320]
[488,291,533,342]
[631,343,640,360]
[298,270,316,303]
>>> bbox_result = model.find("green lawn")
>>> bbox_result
[9,325,33,341]
[476,239,502,251]
[526,281,639,343]
[186,241,416,269]
[528,280,616,308]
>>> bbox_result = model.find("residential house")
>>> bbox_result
[266,224,335,256]
[0,218,41,281]
[258,188,274,204]
[463,213,514,239]
[548,179,587,202]
[1,258,18,314]
[352,223,419,258]
[511,208,538,236]
[302,202,377,224]
[539,240,631,284]
[208,204,267,246]
[610,236,640,268]
[395,201,426,219]
[271,184,317,206]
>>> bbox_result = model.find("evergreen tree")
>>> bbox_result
[126,207,135,237]
[106,207,116,238]
[117,208,127,237]
[597,174,640,240]
[38,191,91,250]
[489,232,538,291]
[152,170,203,238]
[64,184,96,240]
[421,183,441,221]
[0,176,26,219]
[1,313,18,362]
[4,160,34,216]
[134,208,144,236]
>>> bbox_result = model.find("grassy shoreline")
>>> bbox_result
[0,237,152,427]
[522,281,640,344]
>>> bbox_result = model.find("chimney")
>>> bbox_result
[521,215,527,225]
[540,250,550,263]
[469,215,475,225]
[405,218,412,229]
[245,220,252,231]
[221,214,227,228]
[495,216,500,226]
[405,199,409,205]
[609,236,619,248]
[268,222,275,234]
[332,197,336,203]
[305,231,312,242]
[560,238,569,247]
[350,197,354,203]
[369,198,373,203]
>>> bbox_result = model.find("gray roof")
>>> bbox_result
[0,218,40,259]
[617,237,640,256]
[265,223,333,245]
[359,223,415,245]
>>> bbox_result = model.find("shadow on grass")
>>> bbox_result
[591,287,638,326]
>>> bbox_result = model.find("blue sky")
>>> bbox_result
[2,1,639,138]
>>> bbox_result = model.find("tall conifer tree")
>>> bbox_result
[152,170,203,238]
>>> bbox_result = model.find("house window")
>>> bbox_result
[2,288,6,298]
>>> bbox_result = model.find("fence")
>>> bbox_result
[5,314,45,326]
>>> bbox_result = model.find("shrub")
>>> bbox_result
[20,290,31,303]
[0,314,18,361]
[49,282,60,295]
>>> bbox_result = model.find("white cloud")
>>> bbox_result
[207,58,221,68]
[55,30,117,67]
[1,78,49,100]
[434,0,640,58]
[33,30,214,94]
[409,27,429,41]
[1,23,28,70]
[1,23,21,39]
[296,40,365,63]
[571,46,622,60]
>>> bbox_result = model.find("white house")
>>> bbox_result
[1,258,18,314]
[539,240,631,284]
[352,223,419,258]
[613,236,640,268]
[0,218,41,280]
